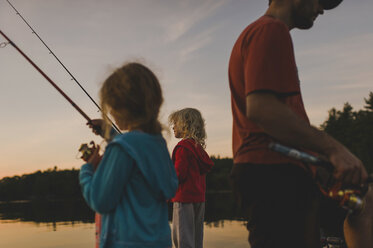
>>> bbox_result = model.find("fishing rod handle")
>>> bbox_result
[268,142,334,169]
[269,142,373,183]
[269,142,318,162]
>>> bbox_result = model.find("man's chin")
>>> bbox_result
[296,20,314,30]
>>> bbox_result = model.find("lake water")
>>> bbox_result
[0,193,250,248]
[0,220,249,248]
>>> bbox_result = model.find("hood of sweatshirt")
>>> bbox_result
[174,139,214,174]
[111,131,178,200]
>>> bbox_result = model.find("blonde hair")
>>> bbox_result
[100,62,163,138]
[169,108,207,148]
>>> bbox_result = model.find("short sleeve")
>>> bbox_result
[243,22,300,95]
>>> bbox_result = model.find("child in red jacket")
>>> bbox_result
[169,108,214,248]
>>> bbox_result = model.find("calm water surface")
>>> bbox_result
[0,193,250,248]
[0,220,249,248]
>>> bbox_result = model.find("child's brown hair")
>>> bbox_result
[100,62,163,137]
[169,108,207,148]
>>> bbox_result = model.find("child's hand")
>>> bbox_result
[87,142,102,171]
[79,141,102,171]
[87,119,106,137]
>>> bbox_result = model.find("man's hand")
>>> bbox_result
[328,143,368,186]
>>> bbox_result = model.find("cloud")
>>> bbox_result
[163,0,228,43]
[179,24,221,62]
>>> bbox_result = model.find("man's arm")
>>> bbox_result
[246,91,367,186]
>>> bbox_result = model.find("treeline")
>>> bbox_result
[0,159,233,201]
[320,92,373,173]
[0,167,82,201]
[207,157,233,192]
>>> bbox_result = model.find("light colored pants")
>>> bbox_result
[172,202,205,248]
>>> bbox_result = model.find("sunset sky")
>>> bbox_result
[0,0,372,179]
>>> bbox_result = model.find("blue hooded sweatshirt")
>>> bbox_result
[80,131,178,248]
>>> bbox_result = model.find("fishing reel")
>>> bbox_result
[78,141,96,161]
[314,162,369,214]
[329,188,365,214]
[318,178,367,214]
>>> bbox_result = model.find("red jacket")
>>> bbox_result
[171,139,214,202]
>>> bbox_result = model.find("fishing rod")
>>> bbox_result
[0,29,94,123]
[6,0,120,133]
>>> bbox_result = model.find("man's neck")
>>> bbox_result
[265,2,294,30]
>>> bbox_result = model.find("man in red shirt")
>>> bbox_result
[228,0,373,247]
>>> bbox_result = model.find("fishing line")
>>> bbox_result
[6,0,120,133]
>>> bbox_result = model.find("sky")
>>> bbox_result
[0,0,372,179]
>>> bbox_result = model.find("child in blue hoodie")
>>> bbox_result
[79,62,178,248]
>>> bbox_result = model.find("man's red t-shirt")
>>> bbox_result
[228,15,310,165]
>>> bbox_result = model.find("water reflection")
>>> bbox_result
[0,219,249,248]
[0,220,95,248]
[205,191,241,222]
[0,199,94,224]
[0,192,240,225]
[0,192,250,248]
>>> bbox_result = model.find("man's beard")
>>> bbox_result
[292,10,314,30]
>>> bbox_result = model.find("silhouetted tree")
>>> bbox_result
[0,168,82,201]
[206,156,233,192]
[321,92,373,173]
